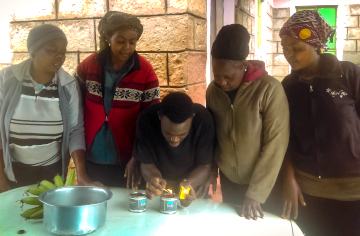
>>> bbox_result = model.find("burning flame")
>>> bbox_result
[167,189,172,194]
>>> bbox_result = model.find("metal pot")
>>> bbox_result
[38,186,113,235]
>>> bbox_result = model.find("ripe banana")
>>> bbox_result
[21,206,43,219]
[21,197,43,206]
[27,187,46,196]
[53,174,64,187]
[40,180,56,190]
[65,169,75,186]
[29,208,44,219]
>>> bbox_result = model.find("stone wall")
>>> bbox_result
[343,4,360,67]
[8,0,207,105]
[272,8,290,81]
[265,2,275,77]
[235,0,256,60]
[234,1,280,79]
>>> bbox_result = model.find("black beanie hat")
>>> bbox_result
[211,24,250,61]
[27,24,67,56]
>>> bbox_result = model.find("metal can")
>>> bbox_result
[129,192,147,213]
[160,193,177,214]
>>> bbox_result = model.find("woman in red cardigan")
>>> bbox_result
[76,11,160,189]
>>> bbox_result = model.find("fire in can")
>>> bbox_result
[129,192,147,213]
[160,193,178,214]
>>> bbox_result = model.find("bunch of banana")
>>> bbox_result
[20,169,76,220]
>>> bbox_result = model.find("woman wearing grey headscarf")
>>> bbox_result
[76,11,160,189]
[0,24,86,192]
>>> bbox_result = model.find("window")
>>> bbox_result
[296,6,337,56]
[257,0,262,48]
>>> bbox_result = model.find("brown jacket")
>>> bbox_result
[206,74,289,203]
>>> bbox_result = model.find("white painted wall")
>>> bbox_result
[274,0,360,8]
[272,0,357,60]
[223,0,235,25]
[206,0,212,86]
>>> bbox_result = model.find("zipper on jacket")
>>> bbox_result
[230,102,238,177]
[310,84,321,178]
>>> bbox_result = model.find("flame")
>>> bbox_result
[167,189,172,194]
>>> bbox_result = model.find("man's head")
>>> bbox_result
[211,24,249,92]
[159,92,194,147]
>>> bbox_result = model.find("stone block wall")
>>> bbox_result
[265,2,275,76]
[235,0,256,60]
[272,8,290,81]
[343,4,360,67]
[8,0,207,105]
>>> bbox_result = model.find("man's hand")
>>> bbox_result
[124,157,142,190]
[146,177,166,200]
[282,177,306,219]
[179,180,196,207]
[76,171,105,188]
[241,197,264,220]
[0,174,11,193]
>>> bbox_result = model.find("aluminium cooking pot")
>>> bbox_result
[38,186,113,235]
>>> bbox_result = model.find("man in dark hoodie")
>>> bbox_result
[206,24,290,220]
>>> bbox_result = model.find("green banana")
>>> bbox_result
[65,169,75,186]
[27,187,46,196]
[29,208,44,219]
[53,174,64,187]
[21,197,43,206]
[40,180,56,190]
[21,206,43,219]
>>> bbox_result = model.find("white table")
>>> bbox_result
[0,186,304,236]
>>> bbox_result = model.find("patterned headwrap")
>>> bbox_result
[279,10,335,52]
[98,11,143,52]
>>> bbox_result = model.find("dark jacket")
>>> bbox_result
[282,53,360,178]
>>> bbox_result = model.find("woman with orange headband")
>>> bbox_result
[280,10,360,236]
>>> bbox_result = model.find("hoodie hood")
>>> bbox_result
[242,60,268,83]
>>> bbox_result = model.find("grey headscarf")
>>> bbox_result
[27,24,67,56]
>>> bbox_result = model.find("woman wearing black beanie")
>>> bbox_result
[206,24,290,220]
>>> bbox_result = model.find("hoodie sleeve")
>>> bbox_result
[68,79,86,154]
[245,81,290,204]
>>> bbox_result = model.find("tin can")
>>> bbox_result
[129,192,147,213]
[160,193,177,214]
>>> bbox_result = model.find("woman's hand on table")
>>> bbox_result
[76,171,105,188]
[282,176,306,219]
[146,177,166,199]
[124,157,142,190]
[241,197,264,221]
[0,174,11,193]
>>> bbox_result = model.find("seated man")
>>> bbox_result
[133,92,215,206]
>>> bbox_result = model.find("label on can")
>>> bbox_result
[160,198,177,214]
[129,192,147,213]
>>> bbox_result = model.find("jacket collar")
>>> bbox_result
[95,47,141,73]
[11,58,75,86]
[291,53,343,80]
